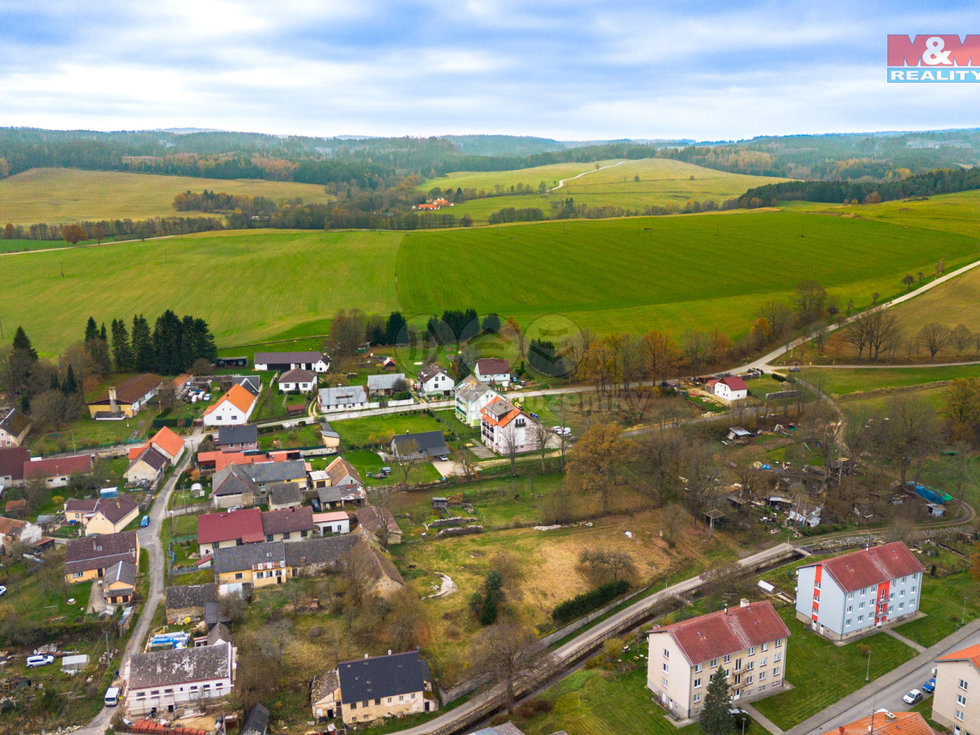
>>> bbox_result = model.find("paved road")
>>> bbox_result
[77,430,204,735]
[786,618,980,735]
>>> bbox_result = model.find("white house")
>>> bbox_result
[367,373,406,396]
[417,364,455,398]
[474,358,511,385]
[203,384,258,427]
[933,642,980,734]
[313,511,350,536]
[278,368,317,394]
[647,600,790,721]
[454,375,500,427]
[319,385,370,412]
[794,541,924,641]
[709,376,748,401]
[479,397,539,455]
[124,641,235,715]
[254,351,330,373]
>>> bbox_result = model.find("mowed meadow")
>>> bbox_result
[396,210,980,338]
[422,158,788,223]
[0,229,402,354]
[0,168,335,224]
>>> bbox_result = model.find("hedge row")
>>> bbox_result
[551,579,630,624]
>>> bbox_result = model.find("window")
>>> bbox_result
[761,643,768,652]
[847,606,853,613]
[773,667,781,676]
[351,702,357,710]
[899,602,904,609]
[958,694,967,706]
[961,680,970,691]
[695,663,703,673]
[664,649,670,658]
[710,659,718,667]
[399,695,404,702]
[164,688,173,694]
[748,647,755,655]
[724,654,732,664]
[859,602,865,609]
[746,675,753,685]
[663,663,669,673]
[760,657,767,667]
[846,619,852,626]
[375,699,381,705]
[662,678,668,688]
[775,639,782,648]
[693,694,701,703]
[694,678,702,688]
[956,711,965,721]
[858,615,863,622]
[774,652,781,662]
[759,671,766,681]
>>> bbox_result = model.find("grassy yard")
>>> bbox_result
[751,606,918,730]
[342,448,443,487]
[802,366,980,396]
[258,422,321,450]
[333,412,446,450]
[894,572,980,648]
[29,410,159,454]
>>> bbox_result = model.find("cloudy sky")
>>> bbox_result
[2,0,979,141]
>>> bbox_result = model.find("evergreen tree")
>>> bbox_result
[699,666,735,735]
[110,319,134,371]
[50,372,60,391]
[132,314,154,372]
[385,311,407,345]
[84,317,98,343]
[482,313,501,333]
[61,364,78,394]
[12,326,37,361]
[99,322,107,342]
[153,309,184,374]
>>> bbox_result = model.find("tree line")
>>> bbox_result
[1,216,225,244]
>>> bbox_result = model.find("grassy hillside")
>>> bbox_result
[0,229,401,354]
[423,158,788,223]
[397,211,980,338]
[0,168,335,225]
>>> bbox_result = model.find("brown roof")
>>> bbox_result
[133,445,169,472]
[67,496,138,525]
[88,374,162,406]
[0,408,30,437]
[4,499,26,513]
[809,542,924,593]
[65,530,138,575]
[356,505,402,536]
[820,711,935,735]
[280,368,316,383]
[476,358,510,375]
[0,446,30,481]
[326,456,363,486]
[261,506,314,536]
[23,454,93,480]
[654,600,789,665]
[0,515,27,537]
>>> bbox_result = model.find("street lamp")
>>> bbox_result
[963,596,968,626]
[865,649,872,682]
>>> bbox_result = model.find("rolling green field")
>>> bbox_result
[801,365,980,396]
[0,229,401,354]
[427,158,788,223]
[397,210,980,339]
[0,167,334,225]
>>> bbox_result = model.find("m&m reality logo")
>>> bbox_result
[888,35,980,82]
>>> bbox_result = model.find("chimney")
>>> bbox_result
[388,649,392,656]
[109,387,118,414]
[839,728,844,735]
[740,598,750,608]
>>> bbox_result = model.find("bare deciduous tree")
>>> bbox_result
[470,622,551,713]
[917,322,952,361]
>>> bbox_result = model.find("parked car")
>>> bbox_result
[923,677,937,693]
[140,515,150,528]
[26,654,54,668]
[903,689,924,705]
[0,585,6,596]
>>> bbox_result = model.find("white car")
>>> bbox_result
[26,654,54,668]
[903,689,923,705]
[0,585,6,596]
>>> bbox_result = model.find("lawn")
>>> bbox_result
[258,422,321,450]
[0,228,402,356]
[877,261,980,340]
[332,412,446,450]
[751,606,918,730]
[0,167,334,225]
[342,448,443,487]
[801,366,980,396]
[894,572,980,648]
[29,410,159,454]
[397,210,980,341]
[423,158,787,224]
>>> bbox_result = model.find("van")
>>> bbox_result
[104,686,120,706]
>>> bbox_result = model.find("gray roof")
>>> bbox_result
[283,534,358,568]
[217,424,258,446]
[268,483,302,506]
[128,641,232,689]
[213,465,258,498]
[135,445,169,472]
[466,724,526,735]
[166,583,218,611]
[245,460,306,485]
[207,623,232,646]
[391,431,450,458]
[234,376,263,395]
[242,703,270,735]
[317,486,343,504]
[261,507,314,535]
[418,364,451,383]
[212,541,286,574]
[338,650,430,704]
[104,560,137,588]
[280,368,316,383]
[455,376,496,403]
[367,373,406,391]
[205,601,231,626]
[319,385,368,406]
[320,421,339,439]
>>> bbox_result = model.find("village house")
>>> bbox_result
[65,495,139,535]
[0,515,45,555]
[247,459,308,495]
[87,374,162,419]
[480,397,539,455]
[64,530,139,584]
[320,421,341,452]
[127,426,185,465]
[417,364,455,398]
[391,431,450,461]
[317,483,367,510]
[199,448,291,475]
[23,453,94,488]
[261,506,314,542]
[216,424,259,453]
[278,368,317,393]
[203,383,259,426]
[0,445,30,487]
[165,583,219,624]
[326,650,438,725]
[646,599,790,720]
[268,482,303,510]
[356,505,403,545]
[124,640,235,715]
[213,541,289,587]
[0,407,31,447]
[319,385,371,412]
[211,464,259,508]
[254,351,330,373]
[933,642,980,734]
[794,541,923,641]
[124,445,169,485]
[474,358,511,385]
[102,560,137,604]
[454,375,500,427]
[325,456,364,488]
[367,373,407,397]
[197,508,265,557]
[708,376,748,401]
[313,510,350,536]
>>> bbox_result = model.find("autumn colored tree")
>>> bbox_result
[640,330,678,384]
[564,422,636,514]
[62,223,88,246]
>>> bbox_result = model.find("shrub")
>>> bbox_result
[551,579,630,625]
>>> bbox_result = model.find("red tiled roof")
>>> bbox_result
[5,499,26,513]
[23,454,93,480]
[821,711,935,735]
[149,427,184,459]
[476,358,510,375]
[814,542,924,594]
[655,600,790,665]
[480,396,523,428]
[0,515,27,536]
[721,376,747,391]
[938,641,980,671]
[203,383,256,417]
[196,508,264,545]
[197,450,290,473]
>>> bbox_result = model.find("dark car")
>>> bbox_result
[922,677,936,694]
